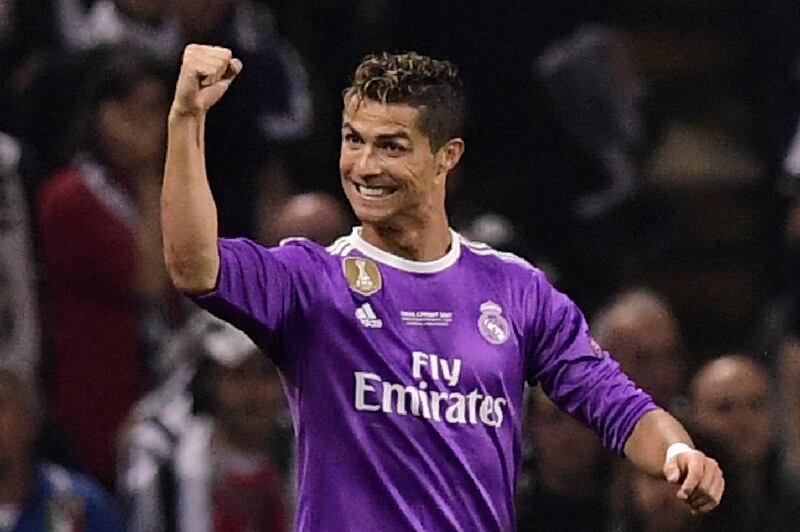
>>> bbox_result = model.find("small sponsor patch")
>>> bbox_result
[343,257,382,296]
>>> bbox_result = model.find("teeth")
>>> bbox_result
[356,184,393,198]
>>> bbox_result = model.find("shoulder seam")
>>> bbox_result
[459,236,536,270]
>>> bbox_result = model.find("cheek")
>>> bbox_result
[398,159,434,187]
[339,149,357,174]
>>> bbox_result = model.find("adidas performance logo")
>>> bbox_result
[355,303,383,328]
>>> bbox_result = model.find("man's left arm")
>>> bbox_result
[624,408,724,514]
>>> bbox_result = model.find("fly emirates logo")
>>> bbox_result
[353,351,508,428]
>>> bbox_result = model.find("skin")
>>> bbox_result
[161,44,724,515]
[339,95,463,261]
[261,192,350,246]
[629,469,698,532]
[527,389,604,497]
[96,78,168,178]
[593,292,686,407]
[691,355,772,469]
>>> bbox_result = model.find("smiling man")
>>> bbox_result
[162,46,723,531]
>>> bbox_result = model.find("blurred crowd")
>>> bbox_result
[0,0,799,530]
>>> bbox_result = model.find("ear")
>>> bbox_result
[436,138,465,175]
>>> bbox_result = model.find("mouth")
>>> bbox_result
[353,182,398,199]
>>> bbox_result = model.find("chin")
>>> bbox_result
[348,199,397,225]
[352,209,393,226]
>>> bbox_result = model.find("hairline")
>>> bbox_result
[342,91,454,153]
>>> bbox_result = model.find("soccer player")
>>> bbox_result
[162,45,724,531]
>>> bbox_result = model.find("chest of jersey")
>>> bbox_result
[302,256,527,429]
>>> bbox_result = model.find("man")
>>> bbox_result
[0,132,39,374]
[121,313,290,532]
[689,354,800,531]
[0,364,123,531]
[516,388,610,531]
[162,45,724,531]
[258,191,351,247]
[38,47,171,488]
[591,289,687,412]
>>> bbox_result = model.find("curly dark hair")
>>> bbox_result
[344,51,466,152]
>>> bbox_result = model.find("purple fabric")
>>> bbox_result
[192,230,656,532]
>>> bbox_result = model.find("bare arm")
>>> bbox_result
[623,408,693,476]
[624,408,724,514]
[161,44,242,294]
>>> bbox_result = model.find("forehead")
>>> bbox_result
[694,359,768,401]
[342,97,423,137]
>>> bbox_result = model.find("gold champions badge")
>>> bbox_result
[343,257,382,296]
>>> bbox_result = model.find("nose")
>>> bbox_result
[352,146,381,178]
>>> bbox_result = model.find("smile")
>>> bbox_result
[355,183,397,199]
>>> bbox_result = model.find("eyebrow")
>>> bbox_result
[342,122,411,142]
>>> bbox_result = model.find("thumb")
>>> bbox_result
[664,459,681,483]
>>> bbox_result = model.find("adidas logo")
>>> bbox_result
[355,302,383,328]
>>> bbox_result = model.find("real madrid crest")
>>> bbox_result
[343,257,382,296]
[478,301,510,345]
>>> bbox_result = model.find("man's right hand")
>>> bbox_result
[171,44,242,118]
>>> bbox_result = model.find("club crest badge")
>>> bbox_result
[343,257,382,296]
[478,301,510,345]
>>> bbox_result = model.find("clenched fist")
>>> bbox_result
[171,44,242,117]
[664,448,725,514]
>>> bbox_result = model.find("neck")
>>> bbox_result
[361,211,451,262]
[0,459,34,505]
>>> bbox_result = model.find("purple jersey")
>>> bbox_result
[193,227,656,532]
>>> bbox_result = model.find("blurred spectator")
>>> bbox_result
[1,0,177,144]
[120,313,291,532]
[612,465,699,532]
[37,46,172,488]
[54,0,180,61]
[516,388,609,532]
[0,363,124,531]
[689,354,800,531]
[0,132,39,373]
[591,289,688,530]
[779,339,800,481]
[258,191,351,247]
[531,25,673,312]
[592,289,687,414]
[536,25,644,223]
[174,0,314,238]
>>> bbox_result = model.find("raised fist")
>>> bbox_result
[171,44,242,117]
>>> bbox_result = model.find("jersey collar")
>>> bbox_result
[349,227,461,274]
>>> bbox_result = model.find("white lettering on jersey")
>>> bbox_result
[354,351,507,428]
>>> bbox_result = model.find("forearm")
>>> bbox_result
[161,111,220,293]
[623,408,693,477]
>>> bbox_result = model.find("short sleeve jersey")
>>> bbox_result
[193,227,656,532]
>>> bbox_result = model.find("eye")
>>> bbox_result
[343,132,363,144]
[377,141,408,155]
